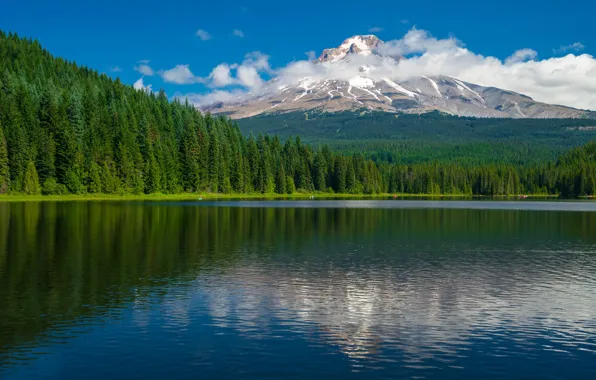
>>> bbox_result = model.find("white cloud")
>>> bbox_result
[183,28,596,110]
[174,89,250,107]
[233,29,245,38]
[375,28,461,56]
[134,61,155,76]
[368,26,383,33]
[110,66,122,72]
[554,42,585,54]
[505,48,538,64]
[236,65,264,89]
[243,51,271,71]
[160,64,203,84]
[133,77,152,93]
[305,50,317,61]
[209,64,235,87]
[236,52,270,89]
[205,52,271,89]
[177,52,273,107]
[196,29,212,41]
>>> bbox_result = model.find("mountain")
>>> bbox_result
[206,35,593,119]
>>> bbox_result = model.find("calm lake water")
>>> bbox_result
[1,200,596,379]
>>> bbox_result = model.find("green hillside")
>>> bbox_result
[238,110,596,165]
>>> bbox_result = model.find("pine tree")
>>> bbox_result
[36,128,56,184]
[345,160,356,193]
[67,88,85,145]
[207,124,220,193]
[55,103,79,187]
[286,176,295,194]
[334,157,346,193]
[145,149,161,194]
[180,115,200,192]
[0,122,10,192]
[276,162,286,194]
[4,97,28,191]
[22,160,41,195]
[101,161,119,194]
[65,151,86,194]
[313,152,326,191]
[88,161,102,194]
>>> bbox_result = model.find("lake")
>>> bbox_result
[1,200,595,379]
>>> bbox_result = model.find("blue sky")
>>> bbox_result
[1,0,595,108]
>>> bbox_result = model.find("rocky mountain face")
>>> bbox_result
[317,35,382,62]
[205,35,592,119]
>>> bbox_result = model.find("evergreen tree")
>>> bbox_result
[276,161,286,194]
[180,114,200,192]
[334,157,346,194]
[4,97,28,191]
[88,161,102,194]
[286,176,295,194]
[207,124,220,193]
[0,122,9,192]
[313,152,326,191]
[22,160,41,195]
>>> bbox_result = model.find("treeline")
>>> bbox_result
[238,110,596,165]
[0,30,595,197]
[386,150,596,196]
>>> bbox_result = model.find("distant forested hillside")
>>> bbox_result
[0,30,595,197]
[238,111,596,165]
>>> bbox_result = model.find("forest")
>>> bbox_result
[0,30,595,197]
[238,110,596,165]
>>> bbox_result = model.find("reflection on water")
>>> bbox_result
[190,199,596,211]
[0,202,595,379]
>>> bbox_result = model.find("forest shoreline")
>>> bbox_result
[0,193,565,202]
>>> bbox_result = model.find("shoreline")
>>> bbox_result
[0,193,568,202]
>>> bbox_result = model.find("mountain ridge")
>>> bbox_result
[205,35,594,120]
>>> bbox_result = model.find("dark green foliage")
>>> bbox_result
[42,177,67,195]
[23,160,41,195]
[238,110,596,166]
[275,163,286,194]
[285,176,295,194]
[0,122,9,192]
[87,162,102,194]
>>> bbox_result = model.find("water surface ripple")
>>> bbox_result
[0,201,595,379]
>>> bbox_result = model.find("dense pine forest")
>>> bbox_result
[239,110,596,165]
[0,30,595,197]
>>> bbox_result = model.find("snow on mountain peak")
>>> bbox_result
[318,35,383,62]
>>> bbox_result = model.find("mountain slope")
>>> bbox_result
[207,35,593,119]
[237,110,596,165]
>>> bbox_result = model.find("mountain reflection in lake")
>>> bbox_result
[1,201,595,379]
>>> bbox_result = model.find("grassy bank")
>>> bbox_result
[0,193,565,202]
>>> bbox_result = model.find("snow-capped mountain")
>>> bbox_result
[205,35,592,119]
[317,35,382,62]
